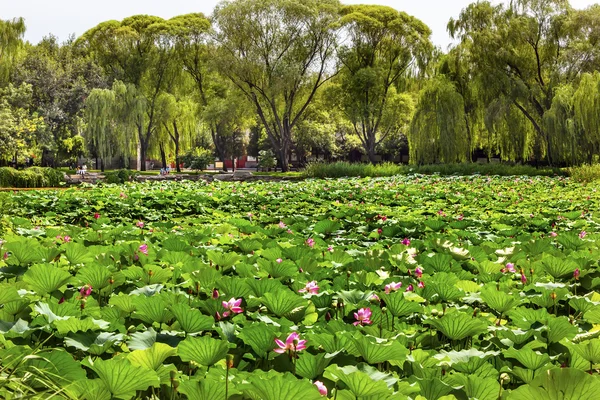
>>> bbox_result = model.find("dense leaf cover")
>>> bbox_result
[1,175,600,399]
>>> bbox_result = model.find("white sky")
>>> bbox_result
[1,0,597,49]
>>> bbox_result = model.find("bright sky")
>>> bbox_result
[1,0,597,49]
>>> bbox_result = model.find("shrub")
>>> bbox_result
[258,150,277,169]
[0,167,65,188]
[182,148,213,172]
[568,164,600,183]
[303,161,566,179]
[104,169,138,184]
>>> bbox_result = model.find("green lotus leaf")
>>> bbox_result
[190,266,222,289]
[381,291,422,317]
[89,357,160,399]
[325,364,393,397]
[216,276,251,299]
[161,238,192,252]
[463,375,501,400]
[417,378,454,400]
[178,376,232,400]
[504,347,551,370]
[237,323,277,358]
[109,293,137,314]
[295,352,332,380]
[170,303,214,333]
[206,250,241,270]
[427,312,488,341]
[64,242,94,265]
[337,289,374,305]
[546,316,578,343]
[128,342,176,371]
[23,263,72,295]
[65,332,123,355]
[5,239,43,265]
[423,282,462,303]
[351,334,408,364]
[538,257,578,279]
[569,297,598,314]
[76,263,112,291]
[507,307,550,330]
[240,371,323,400]
[178,335,229,367]
[571,339,600,364]
[247,278,286,297]
[422,253,454,273]
[508,368,600,400]
[132,295,173,324]
[24,349,87,386]
[69,378,112,400]
[54,317,110,334]
[480,286,519,314]
[313,219,341,235]
[433,348,499,372]
[261,290,306,318]
[0,283,22,304]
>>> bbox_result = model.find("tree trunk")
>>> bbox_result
[100,158,105,173]
[159,143,167,170]
[210,127,228,172]
[173,122,181,173]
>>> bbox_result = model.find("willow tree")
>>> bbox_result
[0,17,26,83]
[409,77,469,164]
[79,15,179,170]
[573,72,600,162]
[335,5,432,163]
[213,0,341,171]
[85,81,141,170]
[446,0,600,165]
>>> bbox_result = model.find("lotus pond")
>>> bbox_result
[1,175,600,399]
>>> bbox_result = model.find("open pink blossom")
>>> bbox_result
[418,281,425,289]
[278,221,287,229]
[579,231,587,239]
[314,381,327,396]
[502,263,516,273]
[299,281,319,294]
[63,235,71,243]
[550,231,558,237]
[139,243,148,255]
[327,245,334,252]
[93,212,100,219]
[136,221,144,228]
[384,282,402,294]
[274,332,307,353]
[306,238,315,248]
[402,238,411,246]
[222,298,243,317]
[415,267,423,278]
[276,258,283,264]
[353,307,372,326]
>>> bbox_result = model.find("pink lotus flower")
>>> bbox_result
[353,307,372,326]
[314,381,327,396]
[402,238,411,246]
[579,231,587,239]
[384,282,402,294]
[139,243,148,255]
[502,263,516,273]
[222,297,243,317]
[457,214,464,221]
[287,229,293,234]
[415,267,423,278]
[327,245,334,252]
[119,192,127,198]
[406,284,414,292]
[306,238,315,248]
[274,332,307,353]
[550,231,558,237]
[418,281,425,289]
[63,235,71,243]
[212,288,219,299]
[136,221,144,228]
[574,268,580,280]
[276,258,283,264]
[521,273,527,284]
[278,221,287,229]
[94,212,100,219]
[299,281,319,294]
[79,284,92,298]
[377,228,383,235]
[369,293,380,302]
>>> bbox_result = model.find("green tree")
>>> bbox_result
[213,0,341,171]
[79,15,179,170]
[335,5,432,163]
[0,17,26,83]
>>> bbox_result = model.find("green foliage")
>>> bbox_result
[104,169,137,184]
[181,148,213,171]
[0,167,64,188]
